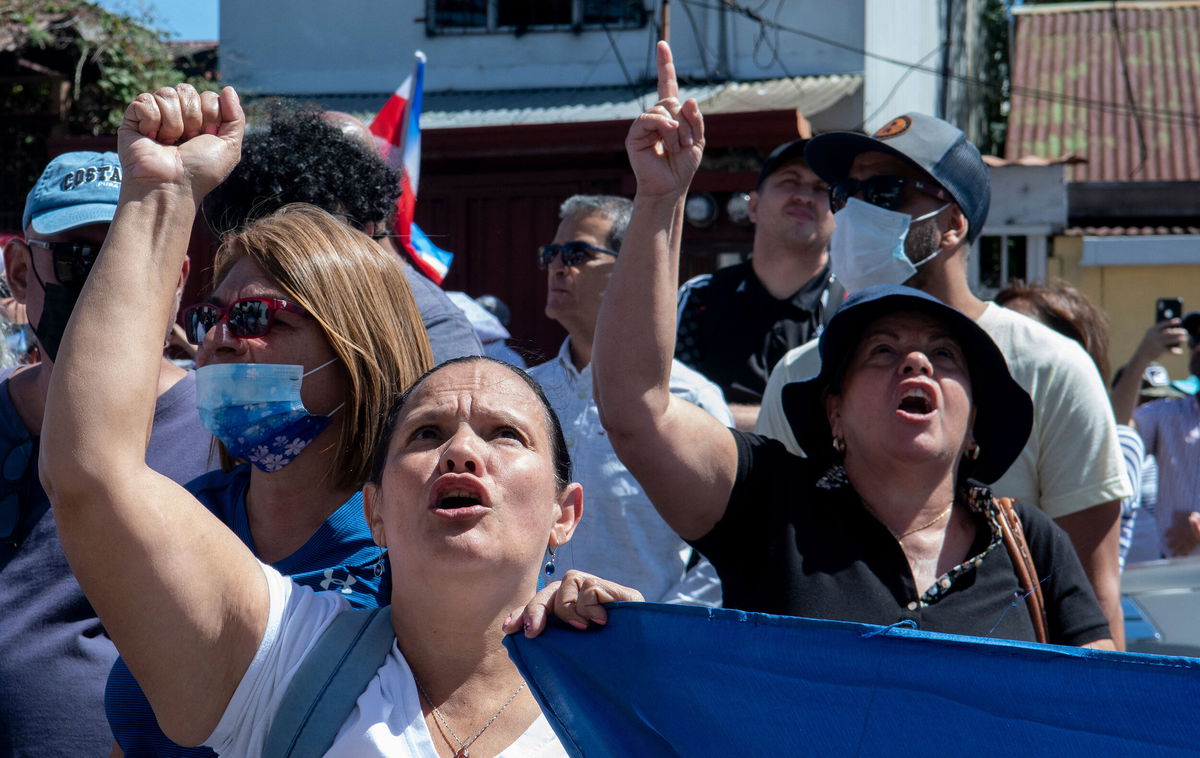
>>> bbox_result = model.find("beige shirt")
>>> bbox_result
[756,302,1131,518]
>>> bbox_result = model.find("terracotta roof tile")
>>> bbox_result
[1065,225,1200,235]
[1008,2,1200,182]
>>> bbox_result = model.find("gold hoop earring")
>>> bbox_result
[832,437,846,455]
[965,443,980,461]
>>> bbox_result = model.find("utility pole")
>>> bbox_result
[661,0,670,43]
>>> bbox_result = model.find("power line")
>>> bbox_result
[1109,1,1150,177]
[601,21,646,106]
[696,0,1200,129]
[678,0,825,107]
[859,44,945,131]
[678,0,716,80]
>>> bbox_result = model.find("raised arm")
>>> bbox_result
[1111,318,1186,425]
[593,42,737,541]
[40,85,266,745]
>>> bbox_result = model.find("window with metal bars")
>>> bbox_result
[427,0,646,35]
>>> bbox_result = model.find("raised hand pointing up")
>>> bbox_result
[625,41,705,199]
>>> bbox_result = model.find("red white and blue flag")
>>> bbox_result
[370,51,454,284]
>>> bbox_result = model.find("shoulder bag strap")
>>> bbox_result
[263,605,396,758]
[994,497,1049,644]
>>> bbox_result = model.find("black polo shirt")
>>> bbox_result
[690,432,1110,646]
[675,260,844,405]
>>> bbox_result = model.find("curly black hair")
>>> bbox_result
[204,100,400,236]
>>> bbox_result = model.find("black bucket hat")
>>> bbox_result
[781,284,1032,484]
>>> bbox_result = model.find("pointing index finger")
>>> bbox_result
[656,40,678,102]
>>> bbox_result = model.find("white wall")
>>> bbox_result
[861,0,942,131]
[983,164,1067,234]
[220,1,867,96]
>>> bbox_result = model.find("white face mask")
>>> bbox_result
[829,197,949,293]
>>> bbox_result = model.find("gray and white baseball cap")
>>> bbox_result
[805,113,990,243]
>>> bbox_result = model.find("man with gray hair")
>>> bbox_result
[529,194,730,604]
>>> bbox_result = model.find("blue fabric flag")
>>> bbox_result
[505,602,1200,757]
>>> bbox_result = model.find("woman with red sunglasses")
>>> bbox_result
[45,83,634,758]
[100,126,435,755]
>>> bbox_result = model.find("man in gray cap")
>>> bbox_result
[756,113,1130,647]
[0,152,212,755]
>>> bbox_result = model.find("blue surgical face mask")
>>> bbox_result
[195,358,342,473]
[829,197,950,292]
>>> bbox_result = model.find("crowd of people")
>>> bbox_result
[0,39,1194,757]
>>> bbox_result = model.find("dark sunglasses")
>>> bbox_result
[25,239,101,287]
[828,175,951,214]
[536,241,617,270]
[182,297,308,345]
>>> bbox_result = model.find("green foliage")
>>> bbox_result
[979,0,1012,156]
[0,1,218,228]
[4,0,218,134]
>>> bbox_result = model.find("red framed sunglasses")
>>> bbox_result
[182,297,308,345]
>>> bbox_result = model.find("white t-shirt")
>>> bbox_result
[207,563,565,757]
[755,302,1130,518]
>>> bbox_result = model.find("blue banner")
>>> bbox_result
[506,603,1200,756]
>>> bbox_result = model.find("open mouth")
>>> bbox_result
[897,387,933,415]
[436,488,484,510]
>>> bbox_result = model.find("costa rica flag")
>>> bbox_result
[369,51,453,283]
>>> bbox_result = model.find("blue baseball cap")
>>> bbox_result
[805,113,991,243]
[22,151,122,234]
[781,284,1032,484]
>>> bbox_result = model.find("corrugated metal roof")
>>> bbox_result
[1008,1,1200,182]
[284,74,862,130]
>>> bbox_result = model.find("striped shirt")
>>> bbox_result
[1132,396,1200,557]
[1115,424,1145,571]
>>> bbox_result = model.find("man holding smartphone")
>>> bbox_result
[1112,304,1200,558]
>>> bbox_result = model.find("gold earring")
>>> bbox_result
[832,436,846,455]
[965,442,980,461]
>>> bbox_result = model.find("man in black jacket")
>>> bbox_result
[675,139,842,430]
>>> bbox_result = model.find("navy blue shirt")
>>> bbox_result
[105,465,388,757]
[0,369,213,758]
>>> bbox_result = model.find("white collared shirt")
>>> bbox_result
[529,339,732,605]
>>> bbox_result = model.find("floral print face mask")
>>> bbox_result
[195,359,342,473]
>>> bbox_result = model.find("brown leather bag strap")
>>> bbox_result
[994,497,1049,644]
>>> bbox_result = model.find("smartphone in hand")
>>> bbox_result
[1156,297,1183,323]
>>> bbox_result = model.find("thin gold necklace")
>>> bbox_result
[414,675,526,758]
[865,500,955,540]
